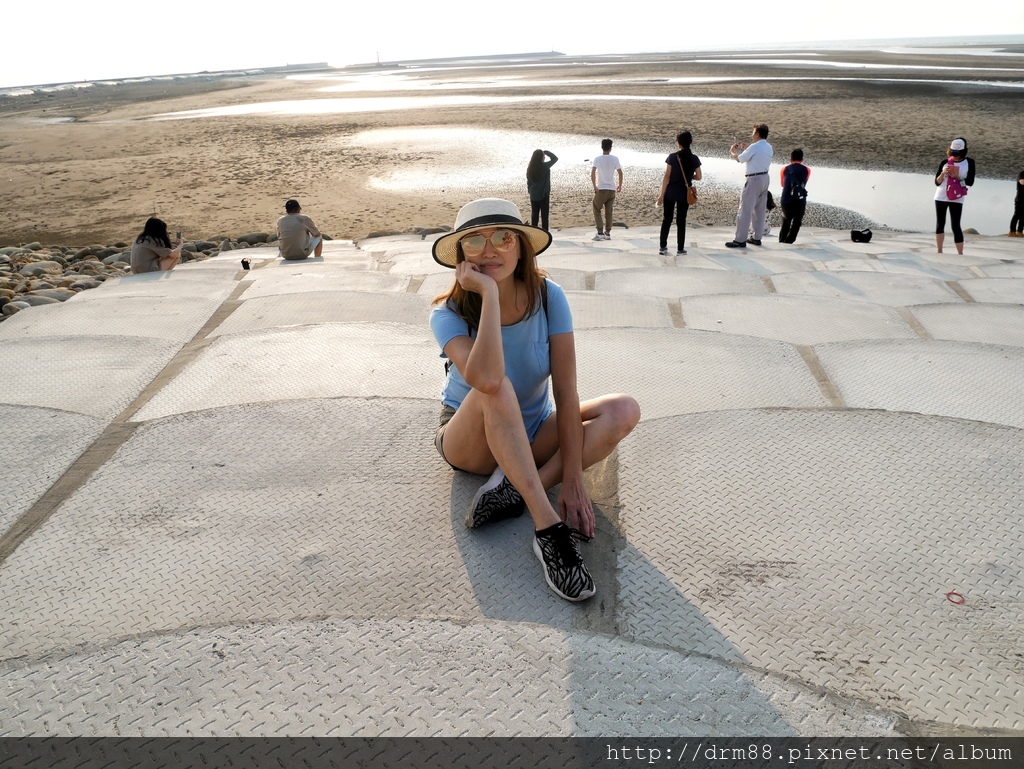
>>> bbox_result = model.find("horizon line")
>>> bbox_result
[2,33,1023,92]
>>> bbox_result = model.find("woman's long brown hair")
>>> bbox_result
[432,233,548,332]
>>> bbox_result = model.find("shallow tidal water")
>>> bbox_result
[148,59,1023,236]
[349,127,1016,236]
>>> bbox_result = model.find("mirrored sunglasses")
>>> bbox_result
[459,228,519,257]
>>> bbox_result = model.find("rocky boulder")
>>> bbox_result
[19,261,64,277]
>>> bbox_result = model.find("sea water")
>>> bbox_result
[348,126,1015,236]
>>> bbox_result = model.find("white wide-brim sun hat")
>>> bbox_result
[432,198,552,268]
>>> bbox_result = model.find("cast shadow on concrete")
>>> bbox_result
[445,470,806,735]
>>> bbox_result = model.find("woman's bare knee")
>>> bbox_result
[605,393,641,437]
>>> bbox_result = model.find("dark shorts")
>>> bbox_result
[434,404,460,470]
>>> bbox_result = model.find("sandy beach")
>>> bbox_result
[1,45,1022,246]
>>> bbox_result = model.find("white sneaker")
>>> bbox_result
[592,233,604,241]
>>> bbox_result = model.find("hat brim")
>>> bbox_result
[432,223,552,268]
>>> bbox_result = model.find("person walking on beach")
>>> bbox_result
[429,198,640,602]
[527,149,559,231]
[591,139,623,241]
[779,148,810,244]
[277,199,324,260]
[1008,170,1024,237]
[726,124,773,248]
[933,137,975,255]
[130,217,182,273]
[656,131,702,255]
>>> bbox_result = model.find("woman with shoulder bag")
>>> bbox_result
[657,131,702,256]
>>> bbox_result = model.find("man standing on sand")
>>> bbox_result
[277,199,324,260]
[591,139,623,241]
[726,124,773,248]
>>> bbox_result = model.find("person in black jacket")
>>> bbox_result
[526,149,558,231]
[779,148,810,244]
[933,137,976,255]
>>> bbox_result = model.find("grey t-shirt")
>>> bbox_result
[277,214,320,259]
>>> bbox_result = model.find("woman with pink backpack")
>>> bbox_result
[933,137,975,255]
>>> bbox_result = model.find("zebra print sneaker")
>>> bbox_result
[465,467,526,528]
[533,522,596,602]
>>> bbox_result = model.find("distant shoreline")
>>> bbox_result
[4,34,1022,93]
[1,44,1020,246]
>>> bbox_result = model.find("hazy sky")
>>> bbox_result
[4,0,1023,89]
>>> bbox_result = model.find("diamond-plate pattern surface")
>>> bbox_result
[131,323,438,421]
[576,329,828,420]
[981,261,1024,278]
[705,253,816,275]
[0,405,105,538]
[594,267,769,298]
[68,271,239,302]
[3,223,1022,738]
[374,249,452,276]
[263,257,373,275]
[682,294,916,344]
[0,296,224,342]
[772,271,962,305]
[760,247,846,262]
[0,399,589,661]
[530,268,590,290]
[957,277,1024,303]
[617,409,1024,729]
[912,251,1007,269]
[536,251,664,272]
[566,291,673,328]
[240,272,408,299]
[911,304,1024,347]
[811,259,890,273]
[0,617,895,737]
[874,256,974,281]
[815,339,1024,428]
[211,291,432,336]
[0,336,184,419]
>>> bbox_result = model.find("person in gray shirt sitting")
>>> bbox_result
[277,199,324,260]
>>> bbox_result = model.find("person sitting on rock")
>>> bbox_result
[130,217,182,273]
[277,199,324,260]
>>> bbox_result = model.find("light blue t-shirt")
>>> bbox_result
[429,278,573,442]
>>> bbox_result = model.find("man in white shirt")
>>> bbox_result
[726,124,773,248]
[590,139,623,241]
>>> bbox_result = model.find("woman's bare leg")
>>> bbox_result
[440,378,560,530]
[530,393,641,489]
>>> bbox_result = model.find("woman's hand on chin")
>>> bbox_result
[456,261,496,294]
